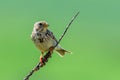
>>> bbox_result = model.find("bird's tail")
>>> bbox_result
[55,45,71,57]
[55,48,70,57]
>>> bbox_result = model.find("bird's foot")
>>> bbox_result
[40,57,46,67]
[49,46,54,54]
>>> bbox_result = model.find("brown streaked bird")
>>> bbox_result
[31,21,70,64]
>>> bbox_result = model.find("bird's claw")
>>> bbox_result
[49,46,54,54]
[40,57,46,67]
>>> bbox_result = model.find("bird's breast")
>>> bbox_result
[32,32,56,52]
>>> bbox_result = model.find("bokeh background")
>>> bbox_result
[0,0,120,80]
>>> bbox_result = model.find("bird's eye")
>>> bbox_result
[39,23,42,26]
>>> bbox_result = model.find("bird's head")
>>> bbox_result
[34,21,49,32]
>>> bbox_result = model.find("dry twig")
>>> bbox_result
[24,11,79,80]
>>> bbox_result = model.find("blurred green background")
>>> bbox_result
[0,0,120,80]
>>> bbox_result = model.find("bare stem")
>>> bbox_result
[24,11,79,80]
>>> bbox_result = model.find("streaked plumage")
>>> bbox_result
[31,21,69,63]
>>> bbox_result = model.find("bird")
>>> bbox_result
[31,21,70,64]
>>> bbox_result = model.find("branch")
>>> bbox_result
[24,11,79,80]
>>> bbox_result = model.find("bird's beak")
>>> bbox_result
[44,23,49,28]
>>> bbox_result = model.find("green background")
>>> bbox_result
[0,0,120,80]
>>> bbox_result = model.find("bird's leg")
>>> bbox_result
[39,52,45,66]
[34,52,44,71]
[49,46,54,54]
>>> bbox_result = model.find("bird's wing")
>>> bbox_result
[46,29,58,43]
